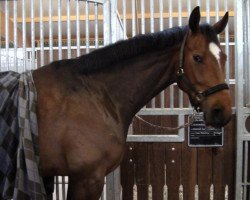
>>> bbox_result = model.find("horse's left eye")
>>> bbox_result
[193,54,203,63]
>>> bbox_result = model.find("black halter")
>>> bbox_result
[176,32,229,112]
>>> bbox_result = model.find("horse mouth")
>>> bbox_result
[203,110,232,128]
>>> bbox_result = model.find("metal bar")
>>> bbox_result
[101,177,107,200]
[106,172,114,200]
[224,0,230,83]
[55,176,59,200]
[31,0,35,69]
[40,0,44,67]
[246,0,250,104]
[33,45,104,51]
[62,176,66,200]
[103,0,111,46]
[22,0,26,71]
[58,0,62,60]
[139,107,236,115]
[5,0,9,70]
[49,0,53,62]
[110,0,117,43]
[139,108,193,115]
[76,0,81,56]
[159,0,164,108]
[178,0,182,26]
[178,0,184,117]
[206,0,210,23]
[13,0,18,71]
[149,0,155,108]
[215,0,220,24]
[86,0,105,4]
[159,0,163,31]
[150,0,154,33]
[168,0,174,109]
[196,0,201,7]
[243,142,248,200]
[85,1,90,54]
[215,0,220,38]
[141,0,145,34]
[94,3,99,49]
[235,0,245,199]
[122,0,127,38]
[240,182,250,186]
[243,2,249,107]
[187,0,192,108]
[67,0,71,59]
[176,0,185,136]
[106,168,121,200]
[127,134,184,142]
[132,0,136,36]
[115,8,123,41]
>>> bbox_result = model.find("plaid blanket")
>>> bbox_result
[0,71,47,199]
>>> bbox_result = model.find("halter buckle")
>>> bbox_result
[196,92,203,102]
[177,68,184,76]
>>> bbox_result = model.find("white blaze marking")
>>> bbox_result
[209,42,221,66]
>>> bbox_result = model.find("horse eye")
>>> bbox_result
[193,55,203,63]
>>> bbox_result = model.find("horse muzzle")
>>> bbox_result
[201,90,232,128]
[203,105,232,128]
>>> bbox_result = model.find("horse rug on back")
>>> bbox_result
[0,71,46,199]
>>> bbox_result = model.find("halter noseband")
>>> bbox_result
[176,32,229,112]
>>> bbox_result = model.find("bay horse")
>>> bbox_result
[32,7,231,200]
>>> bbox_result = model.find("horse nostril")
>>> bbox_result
[212,107,224,123]
[213,107,222,115]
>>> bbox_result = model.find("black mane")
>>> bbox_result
[53,24,218,74]
[75,26,188,74]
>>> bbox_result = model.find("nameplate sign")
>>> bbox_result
[188,113,223,147]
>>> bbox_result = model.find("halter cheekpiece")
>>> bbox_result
[177,31,229,112]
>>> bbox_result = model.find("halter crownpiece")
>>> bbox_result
[177,31,229,112]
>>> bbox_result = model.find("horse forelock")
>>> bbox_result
[76,26,188,74]
[199,23,220,44]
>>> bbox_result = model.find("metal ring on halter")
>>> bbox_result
[177,68,184,76]
[195,92,204,102]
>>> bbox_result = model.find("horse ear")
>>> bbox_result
[213,12,229,34]
[189,6,201,33]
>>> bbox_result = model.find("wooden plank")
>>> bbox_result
[212,146,225,200]
[148,142,165,200]
[181,118,197,200]
[222,115,236,200]
[197,148,213,200]
[212,117,236,200]
[134,142,148,200]
[148,115,165,200]
[158,115,180,200]
[132,117,150,200]
[121,143,135,200]
[165,142,182,200]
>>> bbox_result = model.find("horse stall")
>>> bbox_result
[0,0,247,200]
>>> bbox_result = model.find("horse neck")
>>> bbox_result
[94,45,181,128]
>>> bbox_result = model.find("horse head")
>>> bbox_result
[177,6,232,127]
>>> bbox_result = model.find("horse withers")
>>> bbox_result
[31,6,232,200]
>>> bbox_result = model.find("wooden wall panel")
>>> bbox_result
[122,115,236,200]
[181,125,197,200]
[121,144,135,200]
